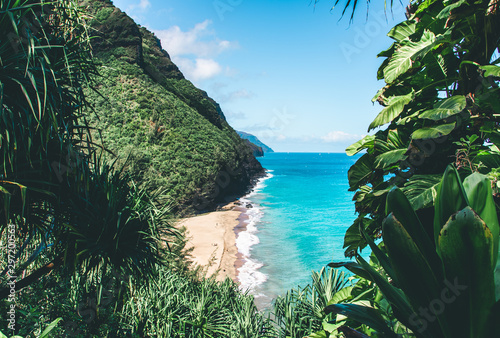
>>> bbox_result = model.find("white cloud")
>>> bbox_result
[138,0,151,10]
[175,58,222,81]
[321,131,362,143]
[119,0,151,12]
[153,20,238,82]
[155,20,237,58]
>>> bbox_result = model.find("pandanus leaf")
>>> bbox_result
[438,207,495,338]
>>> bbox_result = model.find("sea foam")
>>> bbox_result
[236,171,273,291]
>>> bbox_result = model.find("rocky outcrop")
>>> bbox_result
[243,139,264,157]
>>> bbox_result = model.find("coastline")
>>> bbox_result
[177,171,270,284]
[177,201,243,282]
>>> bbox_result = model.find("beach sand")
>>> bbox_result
[178,202,243,282]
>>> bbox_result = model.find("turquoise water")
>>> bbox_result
[236,152,361,308]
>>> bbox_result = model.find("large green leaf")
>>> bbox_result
[385,188,441,276]
[324,304,396,337]
[383,214,448,336]
[308,330,328,338]
[474,152,500,169]
[374,149,407,169]
[412,122,455,139]
[419,96,467,121]
[402,174,441,210]
[328,261,373,281]
[383,30,438,84]
[347,154,374,191]
[354,255,416,331]
[368,92,414,131]
[387,21,417,41]
[342,219,367,255]
[480,65,500,78]
[358,225,397,284]
[327,286,354,305]
[438,207,496,338]
[436,0,468,19]
[482,300,500,336]
[346,135,375,156]
[433,165,469,248]
[463,173,500,266]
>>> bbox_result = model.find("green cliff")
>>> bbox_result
[80,0,263,213]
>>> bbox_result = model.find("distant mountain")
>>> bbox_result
[237,131,274,154]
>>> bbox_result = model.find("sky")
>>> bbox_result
[111,0,408,152]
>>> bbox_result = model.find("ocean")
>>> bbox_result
[236,152,361,308]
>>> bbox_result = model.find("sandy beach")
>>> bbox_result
[177,202,244,282]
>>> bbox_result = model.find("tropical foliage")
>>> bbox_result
[0,0,174,302]
[344,0,500,256]
[118,265,275,337]
[0,1,266,336]
[273,268,349,337]
[329,166,500,337]
[3,0,500,337]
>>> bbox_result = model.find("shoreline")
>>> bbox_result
[177,201,249,282]
[177,172,269,284]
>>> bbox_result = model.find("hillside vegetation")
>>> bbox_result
[2,0,499,337]
[82,0,263,213]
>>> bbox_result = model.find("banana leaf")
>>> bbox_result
[438,207,495,338]
[383,213,449,337]
[433,165,469,253]
[463,172,500,267]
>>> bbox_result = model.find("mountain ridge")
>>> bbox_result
[81,0,264,213]
[237,131,275,153]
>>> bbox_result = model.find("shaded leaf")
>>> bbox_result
[438,207,495,338]
[385,188,441,275]
[383,214,448,336]
[324,304,396,337]
[463,173,500,266]
[434,165,469,249]
[358,225,397,284]
[354,255,416,330]
[412,122,455,139]
[348,154,374,191]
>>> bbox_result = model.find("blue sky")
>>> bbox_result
[112,0,407,152]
